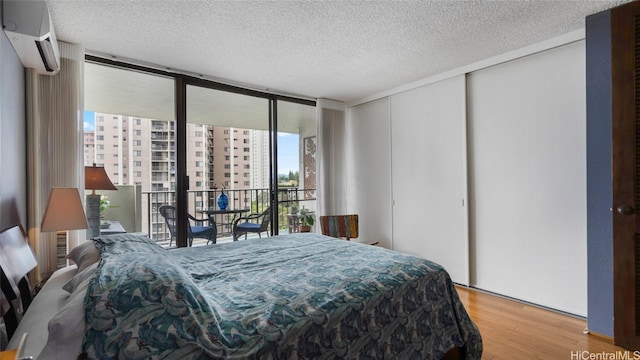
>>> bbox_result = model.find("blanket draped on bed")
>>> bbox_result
[82,233,482,359]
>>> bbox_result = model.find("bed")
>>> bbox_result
[7,233,482,359]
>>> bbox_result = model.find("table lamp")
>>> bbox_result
[85,163,117,238]
[41,188,89,265]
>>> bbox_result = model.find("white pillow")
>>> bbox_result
[66,241,100,273]
[62,262,98,294]
[38,264,95,360]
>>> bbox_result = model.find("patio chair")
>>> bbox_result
[232,207,271,241]
[159,205,217,246]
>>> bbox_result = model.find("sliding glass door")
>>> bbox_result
[183,84,317,243]
[85,57,316,247]
[185,85,270,243]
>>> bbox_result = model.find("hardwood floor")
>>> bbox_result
[455,286,636,359]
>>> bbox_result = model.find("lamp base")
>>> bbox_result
[56,230,68,269]
[86,194,101,239]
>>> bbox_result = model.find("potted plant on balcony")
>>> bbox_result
[99,196,118,228]
[298,207,315,233]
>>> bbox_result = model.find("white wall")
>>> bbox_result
[346,98,393,248]
[98,185,143,232]
[317,100,348,216]
[0,18,27,232]
[345,39,587,315]
[468,41,586,315]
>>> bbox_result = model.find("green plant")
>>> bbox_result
[299,209,315,227]
[99,196,118,217]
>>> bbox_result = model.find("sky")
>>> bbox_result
[84,110,94,131]
[276,133,299,175]
[84,111,299,174]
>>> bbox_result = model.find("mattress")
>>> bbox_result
[9,233,482,359]
[82,233,482,359]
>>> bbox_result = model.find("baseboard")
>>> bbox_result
[584,330,614,343]
[455,284,587,320]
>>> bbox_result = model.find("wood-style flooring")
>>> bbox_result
[455,286,635,359]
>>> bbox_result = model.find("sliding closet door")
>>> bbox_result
[468,41,586,315]
[391,75,469,285]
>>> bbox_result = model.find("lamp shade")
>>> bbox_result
[85,164,117,191]
[41,188,89,232]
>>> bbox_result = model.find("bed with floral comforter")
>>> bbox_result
[82,233,482,359]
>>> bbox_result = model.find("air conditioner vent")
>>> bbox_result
[2,1,60,75]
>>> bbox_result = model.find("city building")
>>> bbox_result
[84,112,269,243]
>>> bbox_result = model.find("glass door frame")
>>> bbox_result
[175,77,314,246]
[85,55,315,246]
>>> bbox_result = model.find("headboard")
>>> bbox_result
[0,226,37,287]
[0,225,37,340]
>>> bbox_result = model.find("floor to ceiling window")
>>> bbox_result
[84,61,177,246]
[276,100,317,234]
[84,58,316,247]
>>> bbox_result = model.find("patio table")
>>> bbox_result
[198,208,250,238]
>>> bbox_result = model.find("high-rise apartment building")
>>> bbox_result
[85,112,269,243]
[252,130,270,189]
[83,130,95,165]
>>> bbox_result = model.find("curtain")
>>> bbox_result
[26,41,85,279]
[316,99,347,216]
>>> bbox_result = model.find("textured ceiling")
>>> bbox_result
[48,0,629,103]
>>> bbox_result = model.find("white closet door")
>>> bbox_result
[467,41,586,315]
[390,75,469,285]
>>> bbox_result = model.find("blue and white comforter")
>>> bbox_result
[82,233,482,359]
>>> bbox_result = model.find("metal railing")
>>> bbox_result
[142,187,316,247]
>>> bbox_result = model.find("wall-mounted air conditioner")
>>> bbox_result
[2,0,60,75]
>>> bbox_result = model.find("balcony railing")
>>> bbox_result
[141,187,316,247]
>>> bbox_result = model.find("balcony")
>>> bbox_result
[150,134,170,141]
[128,187,317,248]
[151,144,169,151]
[151,165,169,172]
[151,174,169,182]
